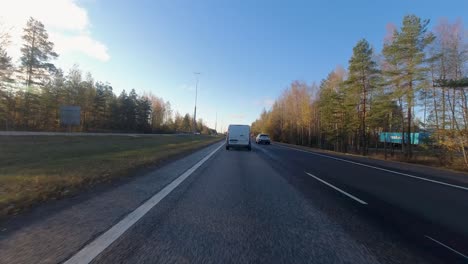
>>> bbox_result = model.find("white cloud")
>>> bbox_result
[51,33,110,62]
[0,0,109,62]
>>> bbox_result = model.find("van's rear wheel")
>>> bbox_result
[226,145,229,150]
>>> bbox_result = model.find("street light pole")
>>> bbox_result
[215,111,217,133]
[193,72,200,133]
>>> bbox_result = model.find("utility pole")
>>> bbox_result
[193,72,201,133]
[215,111,218,133]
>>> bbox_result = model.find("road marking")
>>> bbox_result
[277,145,468,192]
[425,235,468,260]
[64,143,224,264]
[305,172,368,205]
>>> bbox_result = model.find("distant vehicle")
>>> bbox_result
[226,124,251,151]
[255,134,271,144]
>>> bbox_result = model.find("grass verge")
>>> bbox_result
[0,134,222,217]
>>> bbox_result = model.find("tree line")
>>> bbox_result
[0,17,214,134]
[252,15,468,167]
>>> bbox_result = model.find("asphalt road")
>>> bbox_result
[88,143,466,263]
[2,141,467,263]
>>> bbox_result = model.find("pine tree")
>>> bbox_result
[0,48,12,83]
[383,15,435,158]
[346,39,380,155]
[136,96,151,132]
[0,45,14,129]
[116,90,128,130]
[182,113,191,133]
[50,69,66,129]
[64,65,82,105]
[318,69,347,151]
[127,89,138,131]
[92,82,108,129]
[20,17,58,87]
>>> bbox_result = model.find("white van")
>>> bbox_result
[226,124,251,151]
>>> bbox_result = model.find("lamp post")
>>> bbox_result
[215,111,217,133]
[193,72,200,133]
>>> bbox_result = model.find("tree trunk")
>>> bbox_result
[27,30,36,87]
[461,88,468,129]
[430,66,440,139]
[362,77,367,156]
[407,82,413,159]
[407,104,412,158]
[432,84,439,140]
[384,135,388,160]
[451,87,456,130]
[442,87,446,131]
[399,98,405,154]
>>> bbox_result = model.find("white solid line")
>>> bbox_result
[305,172,368,205]
[425,235,468,260]
[278,145,468,192]
[64,143,224,264]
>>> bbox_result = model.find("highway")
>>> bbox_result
[1,141,467,263]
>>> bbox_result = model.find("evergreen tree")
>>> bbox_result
[49,69,66,129]
[0,45,14,129]
[182,113,191,132]
[383,15,435,158]
[64,65,82,105]
[20,17,58,86]
[92,82,108,129]
[0,47,13,83]
[136,96,151,132]
[117,90,128,130]
[127,89,138,130]
[346,39,380,155]
[318,69,347,151]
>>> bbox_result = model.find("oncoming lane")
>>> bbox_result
[257,142,468,263]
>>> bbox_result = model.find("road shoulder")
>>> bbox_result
[273,142,468,187]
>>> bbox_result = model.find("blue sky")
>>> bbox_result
[4,0,468,131]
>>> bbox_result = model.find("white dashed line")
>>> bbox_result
[278,145,468,192]
[305,172,368,205]
[425,235,468,260]
[64,143,224,264]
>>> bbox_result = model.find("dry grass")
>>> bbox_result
[0,135,221,217]
[364,149,468,172]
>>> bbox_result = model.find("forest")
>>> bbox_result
[0,17,213,134]
[252,15,468,168]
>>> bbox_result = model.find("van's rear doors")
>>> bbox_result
[228,125,250,146]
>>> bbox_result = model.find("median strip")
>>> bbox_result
[64,142,224,264]
[305,172,368,205]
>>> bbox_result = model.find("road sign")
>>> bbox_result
[379,132,429,145]
[60,106,81,126]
